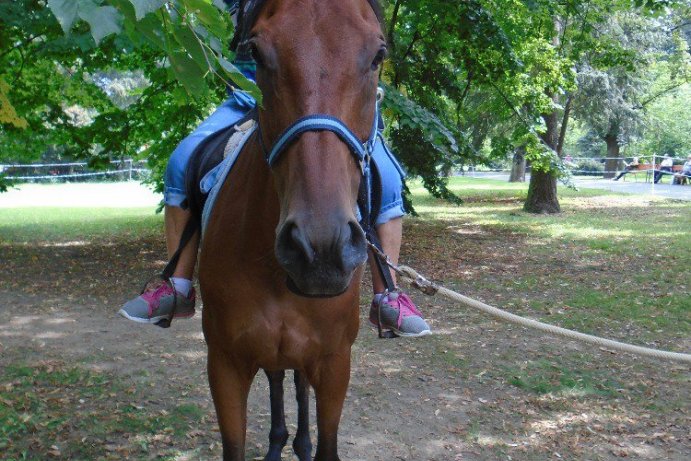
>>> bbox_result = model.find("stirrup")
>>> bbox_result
[375,290,398,339]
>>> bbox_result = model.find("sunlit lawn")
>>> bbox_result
[408,176,690,339]
[2,178,689,338]
[0,207,162,244]
[411,177,690,250]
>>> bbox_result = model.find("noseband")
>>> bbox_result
[258,102,380,175]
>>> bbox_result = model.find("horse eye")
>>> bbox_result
[371,47,387,71]
[248,39,264,66]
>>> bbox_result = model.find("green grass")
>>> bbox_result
[503,359,622,397]
[0,207,162,244]
[410,177,690,252]
[0,363,207,460]
[409,177,691,337]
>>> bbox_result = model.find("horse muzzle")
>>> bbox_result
[275,216,367,297]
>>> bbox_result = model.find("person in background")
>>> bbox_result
[672,154,691,185]
[654,155,673,184]
[613,156,639,181]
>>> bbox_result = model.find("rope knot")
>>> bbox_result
[398,265,439,296]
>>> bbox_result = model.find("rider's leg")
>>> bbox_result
[367,135,431,337]
[165,206,198,279]
[119,94,255,324]
[369,216,402,294]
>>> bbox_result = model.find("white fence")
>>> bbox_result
[3,154,687,183]
[0,159,150,182]
[468,154,689,180]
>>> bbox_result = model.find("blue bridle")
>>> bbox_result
[259,100,380,175]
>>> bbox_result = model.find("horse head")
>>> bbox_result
[245,0,386,296]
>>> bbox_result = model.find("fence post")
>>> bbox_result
[651,153,656,195]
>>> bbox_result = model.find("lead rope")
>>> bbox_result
[368,243,691,364]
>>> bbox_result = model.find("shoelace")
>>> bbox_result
[390,292,423,328]
[142,282,173,316]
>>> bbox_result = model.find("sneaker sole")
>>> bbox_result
[369,320,432,338]
[118,308,195,324]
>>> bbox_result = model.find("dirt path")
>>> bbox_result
[1,221,689,460]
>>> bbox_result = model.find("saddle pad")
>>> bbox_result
[184,108,257,224]
[201,122,257,236]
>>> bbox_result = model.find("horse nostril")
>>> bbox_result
[348,220,366,250]
[338,220,367,271]
[276,221,315,266]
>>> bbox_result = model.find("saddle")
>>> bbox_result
[184,108,258,226]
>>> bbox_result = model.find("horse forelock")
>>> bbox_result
[230,0,384,56]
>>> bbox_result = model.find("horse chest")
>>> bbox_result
[204,288,360,365]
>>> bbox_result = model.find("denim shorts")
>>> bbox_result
[164,92,256,208]
[164,94,406,225]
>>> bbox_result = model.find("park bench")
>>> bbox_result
[671,165,690,185]
[628,164,687,184]
[620,163,653,182]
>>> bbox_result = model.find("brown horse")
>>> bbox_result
[199,1,386,460]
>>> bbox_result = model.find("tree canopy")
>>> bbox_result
[1,0,689,206]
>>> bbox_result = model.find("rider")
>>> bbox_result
[118,0,431,338]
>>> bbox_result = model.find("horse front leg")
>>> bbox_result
[264,370,289,461]
[207,348,254,461]
[310,352,351,461]
[293,370,313,461]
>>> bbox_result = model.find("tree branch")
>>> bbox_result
[671,21,690,31]
[401,29,422,63]
[557,94,573,156]
[10,45,27,87]
[459,70,474,107]
[638,80,690,108]
[387,0,402,50]
[0,34,42,60]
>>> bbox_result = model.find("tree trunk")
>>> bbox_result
[604,134,620,179]
[525,98,561,214]
[524,169,560,213]
[509,146,526,182]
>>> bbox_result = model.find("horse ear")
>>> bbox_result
[230,0,264,56]
[229,0,245,52]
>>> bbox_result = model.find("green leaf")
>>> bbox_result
[170,51,207,96]
[185,0,227,37]
[134,12,166,48]
[172,25,210,72]
[78,4,123,44]
[47,0,79,34]
[209,36,223,54]
[129,0,167,20]
[218,56,262,104]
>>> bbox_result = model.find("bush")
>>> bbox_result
[570,158,605,176]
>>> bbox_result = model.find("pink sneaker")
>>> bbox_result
[369,290,431,337]
[118,280,196,324]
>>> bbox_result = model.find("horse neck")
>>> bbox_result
[235,136,280,240]
[205,134,280,264]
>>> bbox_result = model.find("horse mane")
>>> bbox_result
[230,0,384,58]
